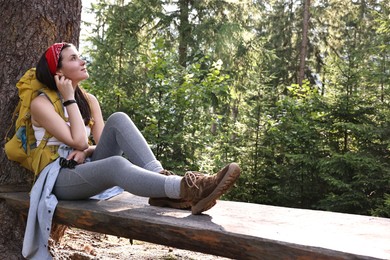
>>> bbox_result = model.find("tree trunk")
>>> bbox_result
[298,0,310,86]
[178,0,190,67]
[0,0,81,257]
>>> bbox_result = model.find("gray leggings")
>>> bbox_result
[53,112,180,200]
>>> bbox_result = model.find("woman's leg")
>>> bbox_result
[53,155,241,215]
[53,155,182,200]
[92,112,163,173]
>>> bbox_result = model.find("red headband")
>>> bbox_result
[45,43,66,76]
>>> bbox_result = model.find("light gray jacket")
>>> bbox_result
[22,157,61,259]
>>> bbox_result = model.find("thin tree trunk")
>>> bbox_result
[298,0,310,86]
[178,0,190,67]
[0,0,81,256]
[117,0,125,111]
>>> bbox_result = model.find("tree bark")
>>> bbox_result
[298,0,310,86]
[0,0,81,257]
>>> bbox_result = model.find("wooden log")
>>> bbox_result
[0,191,389,260]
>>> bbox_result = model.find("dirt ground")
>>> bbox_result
[51,228,231,260]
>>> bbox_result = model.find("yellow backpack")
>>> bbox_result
[4,68,65,176]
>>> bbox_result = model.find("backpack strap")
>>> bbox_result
[32,132,60,183]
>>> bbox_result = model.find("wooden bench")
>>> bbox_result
[0,191,389,259]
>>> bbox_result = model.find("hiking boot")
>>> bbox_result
[180,163,241,215]
[148,169,192,210]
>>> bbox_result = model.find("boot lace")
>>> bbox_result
[184,171,202,189]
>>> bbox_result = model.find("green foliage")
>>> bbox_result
[83,0,390,217]
[318,152,389,215]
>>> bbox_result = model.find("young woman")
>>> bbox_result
[30,42,241,215]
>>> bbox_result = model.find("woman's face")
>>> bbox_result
[57,45,89,84]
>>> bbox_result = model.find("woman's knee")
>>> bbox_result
[106,112,131,124]
[105,112,138,135]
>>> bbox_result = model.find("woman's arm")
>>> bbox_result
[30,76,89,150]
[66,93,104,163]
[31,95,89,150]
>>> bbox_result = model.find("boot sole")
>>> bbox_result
[148,198,216,211]
[148,197,192,210]
[191,163,240,215]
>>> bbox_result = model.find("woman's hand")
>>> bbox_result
[54,75,75,100]
[67,150,87,165]
[67,145,96,165]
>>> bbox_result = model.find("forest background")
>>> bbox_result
[79,0,390,217]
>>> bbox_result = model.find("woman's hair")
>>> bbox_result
[36,44,91,125]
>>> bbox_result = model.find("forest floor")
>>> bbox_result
[51,228,231,260]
